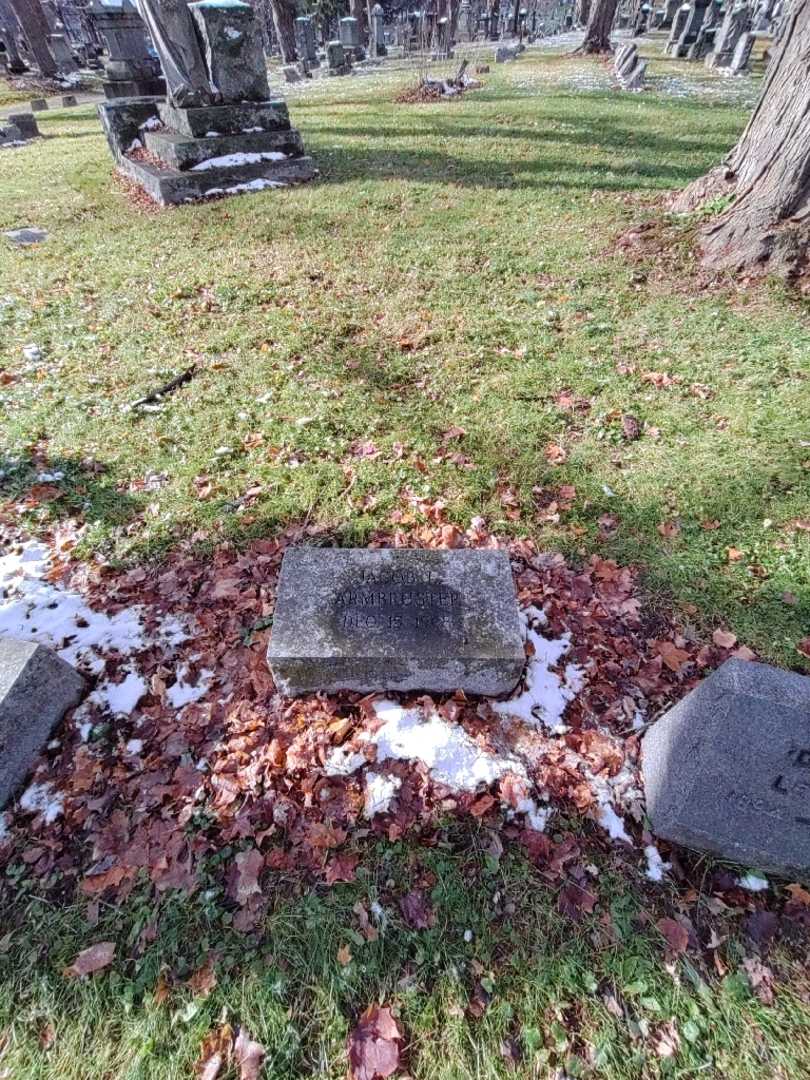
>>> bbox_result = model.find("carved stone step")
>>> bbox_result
[143,126,304,169]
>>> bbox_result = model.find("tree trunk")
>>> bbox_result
[575,0,591,27]
[6,0,57,76]
[581,0,618,51]
[349,0,368,45]
[0,0,28,70]
[269,0,296,61]
[670,0,810,279]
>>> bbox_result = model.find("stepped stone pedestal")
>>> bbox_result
[98,0,315,204]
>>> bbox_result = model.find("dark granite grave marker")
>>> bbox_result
[0,638,85,808]
[643,659,810,879]
[267,548,525,696]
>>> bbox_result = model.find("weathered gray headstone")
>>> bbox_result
[0,638,85,809]
[30,98,48,111]
[267,548,525,697]
[189,0,270,103]
[643,659,810,879]
[8,113,40,140]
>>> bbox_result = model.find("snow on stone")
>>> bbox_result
[364,772,401,817]
[492,607,583,731]
[372,699,526,791]
[125,739,143,754]
[644,843,670,882]
[19,782,63,823]
[738,873,769,892]
[192,150,287,171]
[167,665,214,709]
[224,25,241,39]
[0,539,189,724]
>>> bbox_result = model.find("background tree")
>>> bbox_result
[579,0,618,51]
[6,0,57,76]
[670,0,810,279]
[269,0,297,60]
[574,0,591,27]
[349,0,368,44]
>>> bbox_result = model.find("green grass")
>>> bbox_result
[2,49,810,1076]
[2,835,810,1079]
[2,55,807,669]
[2,57,808,667]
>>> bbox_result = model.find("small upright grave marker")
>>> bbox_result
[643,659,810,879]
[267,548,525,697]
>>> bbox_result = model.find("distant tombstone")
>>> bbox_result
[673,0,711,57]
[295,16,319,65]
[665,2,690,51]
[338,16,365,61]
[662,0,681,23]
[88,0,165,99]
[283,63,301,82]
[48,30,78,71]
[495,44,518,61]
[707,0,752,68]
[8,113,40,139]
[0,638,85,810]
[729,28,755,71]
[0,120,24,146]
[643,659,810,880]
[30,98,48,111]
[370,2,386,57]
[326,38,350,75]
[61,93,78,106]
[267,548,525,697]
[432,16,452,58]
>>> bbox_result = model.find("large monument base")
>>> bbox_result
[99,96,316,205]
[97,0,316,205]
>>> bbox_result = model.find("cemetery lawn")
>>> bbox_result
[1,56,808,672]
[1,48,810,1079]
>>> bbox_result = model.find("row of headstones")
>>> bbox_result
[664,0,756,71]
[283,15,374,82]
[0,0,101,79]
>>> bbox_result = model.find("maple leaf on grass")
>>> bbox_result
[64,941,116,978]
[655,917,688,956]
[234,849,263,905]
[399,889,436,930]
[234,1028,266,1080]
[557,883,597,922]
[347,1004,403,1080]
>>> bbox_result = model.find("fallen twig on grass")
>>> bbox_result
[126,365,198,410]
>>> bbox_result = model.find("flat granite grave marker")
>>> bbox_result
[267,548,525,697]
[643,658,810,880]
[0,638,85,809]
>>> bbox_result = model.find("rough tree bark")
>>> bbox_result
[6,0,57,76]
[349,0,368,46]
[670,0,810,279]
[580,0,618,51]
[574,0,591,28]
[269,0,296,61]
